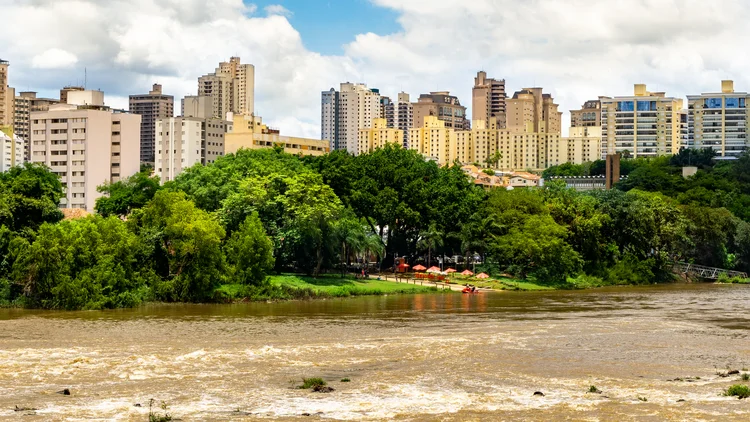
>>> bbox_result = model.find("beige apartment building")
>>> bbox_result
[155,116,230,183]
[686,80,749,157]
[14,92,60,145]
[357,118,403,155]
[60,86,84,104]
[472,71,507,128]
[321,82,380,154]
[601,84,682,158]
[570,99,602,128]
[30,103,141,211]
[129,84,174,165]
[412,91,470,131]
[198,57,255,119]
[226,114,329,157]
[0,59,10,127]
[506,88,562,134]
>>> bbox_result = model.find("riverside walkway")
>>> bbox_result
[674,262,747,280]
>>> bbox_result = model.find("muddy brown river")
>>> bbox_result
[1,284,749,421]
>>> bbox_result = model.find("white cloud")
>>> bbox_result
[2,0,750,138]
[265,4,292,17]
[31,48,79,69]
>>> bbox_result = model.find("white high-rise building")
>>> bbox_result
[198,57,254,120]
[321,83,380,154]
[155,116,231,183]
[1,128,24,172]
[686,80,749,158]
[601,84,682,159]
[30,102,141,211]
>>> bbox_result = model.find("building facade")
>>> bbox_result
[30,103,141,211]
[472,71,506,128]
[412,91,469,131]
[570,99,602,128]
[226,114,329,157]
[601,84,682,158]
[198,57,254,120]
[1,126,24,172]
[155,117,230,183]
[505,88,562,134]
[129,84,174,165]
[357,118,403,155]
[321,82,380,154]
[0,59,10,127]
[686,80,749,157]
[14,92,60,150]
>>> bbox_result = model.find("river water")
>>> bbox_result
[1,284,749,421]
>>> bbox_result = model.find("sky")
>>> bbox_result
[2,0,750,138]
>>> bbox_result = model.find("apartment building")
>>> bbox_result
[321,82,380,154]
[155,116,230,183]
[357,118,404,155]
[30,103,141,211]
[60,86,84,104]
[409,116,454,164]
[0,59,10,127]
[226,113,329,157]
[570,99,602,128]
[198,57,254,119]
[129,83,174,165]
[686,80,749,157]
[412,91,470,131]
[14,92,60,144]
[506,88,562,134]
[601,84,682,158]
[1,126,24,172]
[472,71,507,128]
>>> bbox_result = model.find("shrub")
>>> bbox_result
[725,384,750,399]
[299,378,327,389]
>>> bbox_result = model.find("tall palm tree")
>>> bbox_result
[418,224,444,267]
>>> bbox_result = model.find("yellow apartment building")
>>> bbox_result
[225,114,330,156]
[357,118,403,155]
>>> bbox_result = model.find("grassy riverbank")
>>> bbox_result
[215,274,442,302]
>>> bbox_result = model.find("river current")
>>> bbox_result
[1,284,749,421]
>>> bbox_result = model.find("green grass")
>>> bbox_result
[724,384,750,399]
[215,274,441,302]
[268,274,440,297]
[299,378,327,389]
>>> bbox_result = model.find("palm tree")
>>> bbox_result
[361,232,385,271]
[486,151,503,169]
[417,224,444,267]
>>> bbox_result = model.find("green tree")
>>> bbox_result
[129,190,226,301]
[224,212,275,286]
[95,171,161,217]
[418,223,444,267]
[485,151,503,169]
[11,216,152,310]
[0,163,64,235]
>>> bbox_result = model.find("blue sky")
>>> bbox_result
[248,0,401,55]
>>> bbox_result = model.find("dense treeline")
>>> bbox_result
[2,146,750,309]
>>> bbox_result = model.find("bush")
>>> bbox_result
[299,378,326,389]
[724,384,750,399]
[717,274,750,284]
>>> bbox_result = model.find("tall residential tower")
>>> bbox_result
[472,71,506,128]
[321,82,381,154]
[687,80,749,158]
[198,57,255,120]
[129,84,174,165]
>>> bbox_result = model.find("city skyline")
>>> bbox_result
[2,0,750,138]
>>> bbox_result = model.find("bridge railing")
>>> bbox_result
[674,262,747,280]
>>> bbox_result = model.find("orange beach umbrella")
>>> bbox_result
[461,269,474,276]
[426,266,441,273]
[413,264,427,271]
[476,272,490,279]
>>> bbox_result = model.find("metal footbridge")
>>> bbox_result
[674,262,747,280]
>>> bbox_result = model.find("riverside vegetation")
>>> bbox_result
[3,146,750,310]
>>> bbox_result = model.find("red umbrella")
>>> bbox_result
[461,269,474,276]
[413,265,427,271]
[476,272,490,279]
[426,266,441,273]
[445,268,457,273]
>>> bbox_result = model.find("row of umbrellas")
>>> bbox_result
[408,264,489,279]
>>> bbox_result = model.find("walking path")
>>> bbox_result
[378,274,488,292]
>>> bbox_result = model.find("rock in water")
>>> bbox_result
[14,406,38,412]
[312,385,335,393]
[533,391,545,397]
[57,389,71,396]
